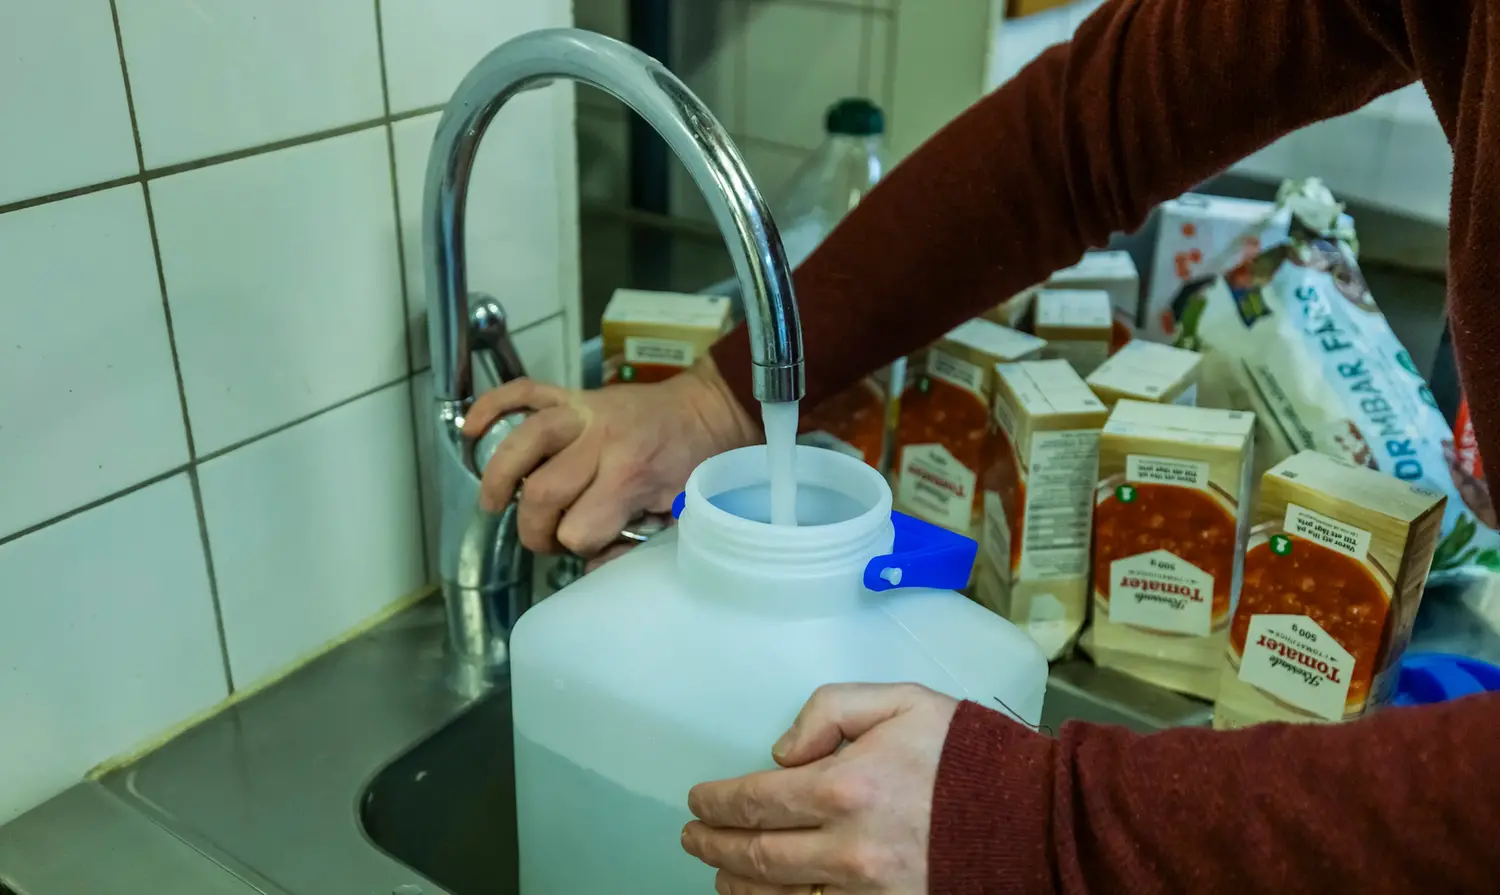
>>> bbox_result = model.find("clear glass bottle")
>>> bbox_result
[778,98,904,476]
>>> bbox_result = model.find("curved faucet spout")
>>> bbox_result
[422,28,804,692]
[424,27,804,407]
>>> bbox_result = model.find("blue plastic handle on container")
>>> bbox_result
[1391,653,1500,707]
[863,511,977,593]
[671,495,976,593]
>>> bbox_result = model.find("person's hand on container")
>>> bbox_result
[681,683,957,894]
[461,357,758,558]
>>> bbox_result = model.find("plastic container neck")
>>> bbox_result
[676,445,894,617]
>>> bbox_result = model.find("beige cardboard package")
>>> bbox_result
[1048,250,1142,329]
[1214,451,1445,729]
[976,360,1109,659]
[1035,289,1113,377]
[1085,401,1256,699]
[1086,340,1203,408]
[601,289,733,385]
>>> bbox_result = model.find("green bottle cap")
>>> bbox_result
[825,98,885,137]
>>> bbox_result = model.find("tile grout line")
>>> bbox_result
[185,468,236,693]
[0,466,188,552]
[0,175,140,217]
[0,376,416,556]
[0,105,446,220]
[109,0,235,695]
[195,375,413,465]
[145,116,391,181]
[373,0,433,584]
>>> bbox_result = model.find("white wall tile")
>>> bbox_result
[0,0,138,205]
[513,313,572,389]
[743,142,810,205]
[1390,82,1440,127]
[116,0,384,168]
[744,2,867,150]
[0,187,189,539]
[987,4,1070,88]
[1234,132,1296,184]
[0,476,226,825]
[392,100,567,369]
[412,312,574,574]
[198,384,424,688]
[865,13,894,110]
[380,0,566,114]
[1235,82,1450,222]
[1236,111,1390,207]
[886,0,991,160]
[150,128,407,454]
[1376,118,1453,224]
[674,0,743,131]
[1283,113,1391,207]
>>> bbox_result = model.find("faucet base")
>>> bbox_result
[442,579,527,697]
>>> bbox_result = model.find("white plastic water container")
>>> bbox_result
[510,444,1048,894]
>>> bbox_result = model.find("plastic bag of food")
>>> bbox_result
[1173,179,1500,577]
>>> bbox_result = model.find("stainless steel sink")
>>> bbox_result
[360,689,519,894]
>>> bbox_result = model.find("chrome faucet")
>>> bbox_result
[423,28,805,694]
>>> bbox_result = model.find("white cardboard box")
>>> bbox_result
[1144,194,1280,344]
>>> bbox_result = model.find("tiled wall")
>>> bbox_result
[990,0,1455,225]
[574,0,997,220]
[0,0,578,825]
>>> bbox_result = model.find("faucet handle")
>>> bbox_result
[468,292,527,391]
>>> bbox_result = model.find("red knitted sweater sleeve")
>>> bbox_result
[930,697,1500,893]
[709,0,1419,412]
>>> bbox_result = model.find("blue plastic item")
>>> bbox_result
[1390,653,1500,707]
[862,511,978,593]
[671,495,976,593]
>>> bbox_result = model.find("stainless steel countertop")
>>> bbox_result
[1,596,471,895]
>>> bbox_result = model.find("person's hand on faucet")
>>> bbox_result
[681,683,957,894]
[462,357,760,557]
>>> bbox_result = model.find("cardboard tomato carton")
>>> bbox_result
[893,320,1046,536]
[1085,401,1256,699]
[976,359,1110,659]
[1213,450,1445,729]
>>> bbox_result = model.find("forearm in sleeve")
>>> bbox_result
[931,695,1500,893]
[710,0,1417,413]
